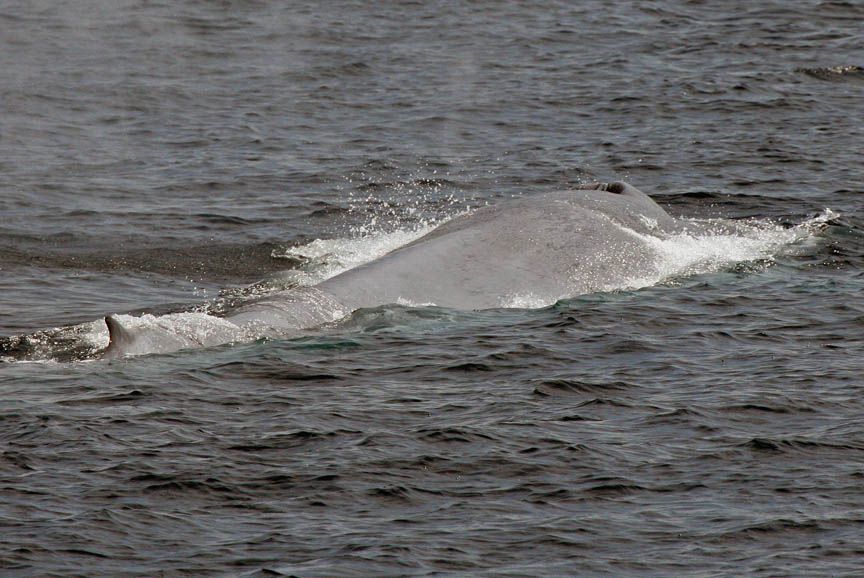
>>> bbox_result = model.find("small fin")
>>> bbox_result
[104,315,132,358]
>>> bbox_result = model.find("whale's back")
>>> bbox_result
[318,184,675,310]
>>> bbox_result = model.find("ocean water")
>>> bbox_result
[1,0,863,576]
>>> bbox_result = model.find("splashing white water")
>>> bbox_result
[608,209,837,293]
[271,180,473,286]
[500,293,550,309]
[272,224,440,285]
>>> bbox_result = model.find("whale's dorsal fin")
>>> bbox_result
[104,315,133,358]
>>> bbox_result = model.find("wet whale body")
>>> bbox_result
[104,181,686,358]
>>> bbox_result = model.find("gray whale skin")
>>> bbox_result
[104,181,682,358]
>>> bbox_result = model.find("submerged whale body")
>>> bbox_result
[104,181,683,358]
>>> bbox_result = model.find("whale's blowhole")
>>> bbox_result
[605,182,626,194]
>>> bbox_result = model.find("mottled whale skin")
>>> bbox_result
[104,181,681,358]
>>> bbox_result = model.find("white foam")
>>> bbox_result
[500,293,550,309]
[271,201,474,286]
[272,182,471,286]
[396,297,438,307]
[273,225,439,285]
[608,209,836,292]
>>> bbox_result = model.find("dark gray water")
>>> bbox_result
[2,0,863,575]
